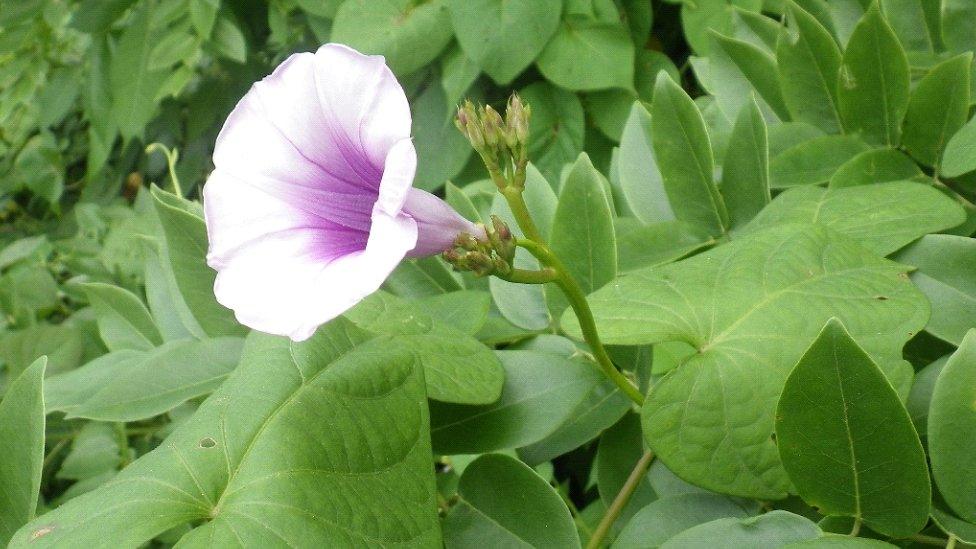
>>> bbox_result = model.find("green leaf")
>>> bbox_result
[711,32,791,121]
[596,414,656,527]
[10,322,440,547]
[618,102,674,224]
[563,224,926,497]
[928,329,976,523]
[893,235,976,346]
[744,181,965,255]
[536,17,634,91]
[148,30,197,70]
[210,15,247,63]
[943,0,976,53]
[721,97,769,229]
[837,5,910,146]
[46,337,243,422]
[109,2,169,140]
[447,0,561,85]
[614,493,758,549]
[344,292,503,405]
[784,535,899,547]
[80,282,162,352]
[520,82,585,184]
[660,511,821,549]
[651,73,729,236]
[387,256,464,298]
[548,153,617,319]
[905,355,947,438]
[415,291,490,336]
[440,43,480,106]
[777,2,843,134]
[70,0,136,33]
[682,0,761,55]
[189,0,219,37]
[429,350,602,454]
[879,0,940,54]
[828,149,922,187]
[151,186,244,338]
[769,135,870,188]
[443,454,580,548]
[411,81,472,191]
[0,358,45,546]
[143,241,203,341]
[776,319,930,537]
[941,115,976,178]
[332,0,453,75]
[902,54,972,167]
[57,423,121,482]
[931,505,976,545]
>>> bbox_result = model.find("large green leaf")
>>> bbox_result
[45,337,243,422]
[344,291,503,405]
[109,2,169,140]
[447,0,561,84]
[943,0,976,53]
[893,235,976,346]
[777,2,843,134]
[721,97,769,229]
[10,322,441,547]
[837,5,910,146]
[442,454,580,548]
[651,73,728,236]
[429,350,602,454]
[744,181,965,255]
[536,16,634,91]
[928,329,976,523]
[0,358,45,546]
[659,511,821,549]
[548,153,617,320]
[331,0,453,75]
[828,149,922,188]
[81,282,162,352]
[563,224,927,497]
[613,493,757,549]
[776,319,930,537]
[151,187,244,338]
[902,53,972,167]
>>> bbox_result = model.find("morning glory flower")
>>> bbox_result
[203,44,482,341]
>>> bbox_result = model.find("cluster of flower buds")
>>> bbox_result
[455,95,531,191]
[443,216,517,277]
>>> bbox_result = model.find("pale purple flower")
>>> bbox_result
[203,44,481,341]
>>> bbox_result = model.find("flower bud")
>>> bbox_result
[488,215,516,264]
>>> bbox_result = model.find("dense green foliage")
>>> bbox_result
[4,0,976,547]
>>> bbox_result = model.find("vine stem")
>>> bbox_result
[586,450,655,549]
[502,190,644,406]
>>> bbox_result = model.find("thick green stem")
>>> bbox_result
[586,450,655,549]
[503,192,644,407]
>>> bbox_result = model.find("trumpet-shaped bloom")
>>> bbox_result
[203,44,481,341]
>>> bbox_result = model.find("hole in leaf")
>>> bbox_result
[199,437,217,449]
[875,295,888,301]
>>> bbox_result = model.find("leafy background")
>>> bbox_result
[3,0,976,547]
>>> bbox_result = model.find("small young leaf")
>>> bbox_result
[548,153,617,319]
[902,53,972,167]
[81,282,162,352]
[893,235,976,346]
[443,454,580,548]
[712,32,791,121]
[928,329,976,523]
[837,5,911,146]
[651,73,728,236]
[429,350,602,454]
[618,102,674,224]
[0,358,45,546]
[941,115,976,177]
[777,2,843,134]
[828,149,922,188]
[776,319,930,537]
[721,97,769,229]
